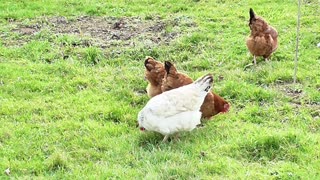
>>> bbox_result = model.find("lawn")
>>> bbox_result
[0,0,319,179]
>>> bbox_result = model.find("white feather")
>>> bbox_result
[138,74,213,139]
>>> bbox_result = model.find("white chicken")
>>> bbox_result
[138,74,213,142]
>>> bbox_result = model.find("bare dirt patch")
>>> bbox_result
[274,83,320,120]
[4,16,197,48]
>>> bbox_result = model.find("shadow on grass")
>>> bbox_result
[136,131,194,150]
[137,132,164,148]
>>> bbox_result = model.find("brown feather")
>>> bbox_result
[246,8,278,62]
[144,57,165,97]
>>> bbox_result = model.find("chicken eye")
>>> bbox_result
[205,86,211,92]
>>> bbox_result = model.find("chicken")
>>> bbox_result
[144,57,165,97]
[246,8,278,65]
[138,74,213,142]
[162,61,230,119]
[161,61,193,91]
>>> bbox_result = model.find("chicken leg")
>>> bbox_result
[162,135,169,142]
[265,57,269,62]
[162,133,180,142]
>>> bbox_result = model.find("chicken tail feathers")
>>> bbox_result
[249,8,255,19]
[249,8,257,27]
[144,58,151,71]
[164,61,173,75]
[194,74,213,93]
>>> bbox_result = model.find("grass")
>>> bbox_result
[0,0,320,179]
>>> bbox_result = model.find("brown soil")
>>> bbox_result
[6,16,197,48]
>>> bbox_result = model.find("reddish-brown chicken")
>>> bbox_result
[161,61,230,119]
[246,8,278,65]
[144,57,165,97]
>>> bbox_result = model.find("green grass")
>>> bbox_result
[1,0,320,179]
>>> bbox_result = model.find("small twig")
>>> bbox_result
[294,0,302,84]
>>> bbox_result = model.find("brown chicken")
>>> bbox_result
[161,61,230,119]
[144,57,166,97]
[246,8,278,65]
